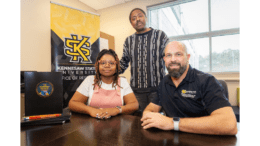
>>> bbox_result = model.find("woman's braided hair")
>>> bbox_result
[93,49,122,89]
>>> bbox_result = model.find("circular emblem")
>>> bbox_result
[36,81,54,98]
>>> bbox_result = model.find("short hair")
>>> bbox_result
[129,8,146,22]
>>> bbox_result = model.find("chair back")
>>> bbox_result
[217,80,229,100]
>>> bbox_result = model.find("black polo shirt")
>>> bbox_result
[152,65,231,118]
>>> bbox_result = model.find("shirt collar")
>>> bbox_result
[165,74,173,85]
[183,65,195,83]
[135,27,153,36]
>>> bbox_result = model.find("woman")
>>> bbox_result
[69,49,139,119]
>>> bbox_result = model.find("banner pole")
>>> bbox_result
[50,1,100,16]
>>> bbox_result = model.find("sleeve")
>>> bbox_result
[159,31,170,75]
[121,77,133,96]
[76,76,93,97]
[202,76,231,115]
[159,30,169,58]
[119,38,131,74]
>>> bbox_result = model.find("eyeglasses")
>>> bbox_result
[99,60,117,66]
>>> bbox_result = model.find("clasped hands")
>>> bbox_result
[141,112,174,130]
[90,107,120,120]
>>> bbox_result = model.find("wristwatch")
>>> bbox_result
[116,106,122,114]
[173,117,180,131]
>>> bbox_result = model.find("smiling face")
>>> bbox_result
[130,9,147,33]
[163,42,190,78]
[98,54,117,77]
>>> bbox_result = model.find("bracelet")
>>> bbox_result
[116,106,122,114]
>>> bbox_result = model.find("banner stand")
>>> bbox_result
[51,2,100,107]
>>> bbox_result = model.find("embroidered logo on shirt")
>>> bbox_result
[181,90,196,98]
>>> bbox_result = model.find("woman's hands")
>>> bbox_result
[89,107,120,119]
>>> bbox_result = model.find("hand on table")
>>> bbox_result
[90,107,120,120]
[141,112,174,130]
[89,108,103,118]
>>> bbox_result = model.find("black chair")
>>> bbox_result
[218,80,240,122]
[217,80,229,100]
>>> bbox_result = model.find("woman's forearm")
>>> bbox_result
[121,102,139,114]
[69,100,96,115]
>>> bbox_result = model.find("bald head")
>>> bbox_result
[164,41,188,56]
[163,41,190,79]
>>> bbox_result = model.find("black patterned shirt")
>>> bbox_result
[119,28,169,92]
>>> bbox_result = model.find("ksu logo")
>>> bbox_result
[64,34,92,63]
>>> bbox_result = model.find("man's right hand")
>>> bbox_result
[141,112,174,130]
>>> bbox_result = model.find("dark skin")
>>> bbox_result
[130,9,151,34]
[98,54,117,84]
[69,54,139,119]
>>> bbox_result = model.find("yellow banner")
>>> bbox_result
[50,2,100,107]
[51,3,100,44]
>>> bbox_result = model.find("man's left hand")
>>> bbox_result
[141,112,174,130]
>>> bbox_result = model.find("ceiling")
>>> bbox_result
[79,0,133,10]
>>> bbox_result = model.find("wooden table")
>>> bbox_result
[21,112,240,146]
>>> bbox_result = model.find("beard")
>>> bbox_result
[166,61,187,78]
[136,27,146,32]
[135,21,146,32]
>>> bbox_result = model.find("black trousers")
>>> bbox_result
[133,90,158,112]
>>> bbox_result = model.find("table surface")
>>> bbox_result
[21,112,240,146]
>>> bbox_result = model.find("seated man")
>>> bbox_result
[141,41,237,135]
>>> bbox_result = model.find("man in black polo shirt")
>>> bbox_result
[141,41,237,135]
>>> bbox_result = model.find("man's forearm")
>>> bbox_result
[179,116,237,135]
[143,103,161,115]
[178,107,237,135]
[142,106,237,135]
[119,47,130,74]
[143,106,154,114]
[143,109,153,116]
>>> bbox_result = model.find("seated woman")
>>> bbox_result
[69,49,139,119]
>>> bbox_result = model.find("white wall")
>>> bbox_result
[21,0,97,72]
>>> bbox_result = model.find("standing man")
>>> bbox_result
[119,8,169,112]
[141,41,237,135]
